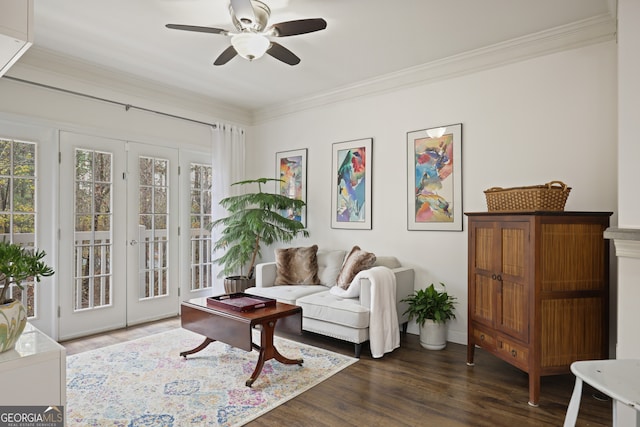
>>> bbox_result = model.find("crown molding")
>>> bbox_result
[7,46,252,126]
[251,13,617,124]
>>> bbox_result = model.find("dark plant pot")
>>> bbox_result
[224,276,255,293]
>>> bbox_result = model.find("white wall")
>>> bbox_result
[247,41,618,344]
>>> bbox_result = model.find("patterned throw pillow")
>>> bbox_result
[336,245,376,289]
[274,245,321,285]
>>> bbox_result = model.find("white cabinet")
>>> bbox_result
[0,0,33,77]
[0,323,66,406]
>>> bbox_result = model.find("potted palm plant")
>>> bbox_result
[211,178,308,293]
[0,241,55,352]
[402,283,457,350]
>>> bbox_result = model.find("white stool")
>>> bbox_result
[564,359,640,427]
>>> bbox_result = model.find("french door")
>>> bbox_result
[59,132,179,339]
[126,142,179,324]
[179,150,214,302]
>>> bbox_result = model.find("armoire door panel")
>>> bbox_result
[471,274,497,327]
[473,225,495,271]
[498,279,529,343]
[500,224,527,280]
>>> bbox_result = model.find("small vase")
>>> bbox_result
[419,319,448,350]
[0,299,28,353]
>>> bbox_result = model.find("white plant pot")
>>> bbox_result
[0,299,27,353]
[419,319,448,350]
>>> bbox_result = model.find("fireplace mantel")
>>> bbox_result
[604,227,640,259]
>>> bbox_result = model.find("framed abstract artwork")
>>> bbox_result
[276,148,307,226]
[331,138,372,229]
[407,124,462,231]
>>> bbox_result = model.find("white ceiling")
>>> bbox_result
[30,0,614,114]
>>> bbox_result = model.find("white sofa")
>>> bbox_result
[245,249,415,358]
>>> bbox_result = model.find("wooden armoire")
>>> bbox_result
[465,211,611,406]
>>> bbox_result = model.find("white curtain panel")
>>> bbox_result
[211,123,246,292]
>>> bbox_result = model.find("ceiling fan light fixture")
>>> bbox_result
[231,32,270,61]
[166,2,326,67]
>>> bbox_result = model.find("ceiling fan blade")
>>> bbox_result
[213,46,238,66]
[230,0,256,26]
[267,42,300,66]
[270,18,327,37]
[166,24,228,36]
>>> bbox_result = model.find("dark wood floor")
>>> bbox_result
[61,317,612,426]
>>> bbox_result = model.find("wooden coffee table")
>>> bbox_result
[180,296,303,387]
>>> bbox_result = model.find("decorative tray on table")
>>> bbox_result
[206,293,276,312]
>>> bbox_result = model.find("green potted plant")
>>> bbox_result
[0,241,55,353]
[401,283,457,350]
[211,177,309,293]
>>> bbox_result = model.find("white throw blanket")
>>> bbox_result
[330,266,400,358]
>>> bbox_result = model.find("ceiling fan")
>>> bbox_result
[166,0,327,66]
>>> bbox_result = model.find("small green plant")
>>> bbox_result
[210,178,309,279]
[0,241,55,305]
[401,283,457,326]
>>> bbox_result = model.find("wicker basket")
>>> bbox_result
[484,181,571,212]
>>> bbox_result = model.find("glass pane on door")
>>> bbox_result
[138,156,170,299]
[74,149,113,310]
[190,163,213,291]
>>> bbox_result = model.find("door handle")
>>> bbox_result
[129,239,138,246]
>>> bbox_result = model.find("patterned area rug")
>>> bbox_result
[66,328,357,426]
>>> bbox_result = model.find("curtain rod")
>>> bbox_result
[3,75,218,129]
